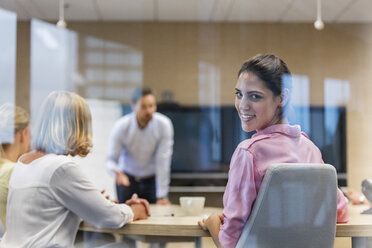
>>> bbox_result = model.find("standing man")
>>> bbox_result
[106,88,173,205]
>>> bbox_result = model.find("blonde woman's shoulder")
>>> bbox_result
[0,159,15,181]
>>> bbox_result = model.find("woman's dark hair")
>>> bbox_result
[238,54,292,96]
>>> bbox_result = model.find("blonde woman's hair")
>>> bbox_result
[32,91,92,157]
[0,104,30,156]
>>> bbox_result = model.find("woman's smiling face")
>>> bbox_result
[235,71,282,133]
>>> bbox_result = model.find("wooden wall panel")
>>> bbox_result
[16,21,372,190]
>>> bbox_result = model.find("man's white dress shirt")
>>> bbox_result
[106,112,174,199]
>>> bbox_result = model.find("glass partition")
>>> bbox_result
[2,4,370,246]
[0,8,17,106]
[30,19,78,119]
[30,19,144,199]
[26,20,358,186]
[0,7,16,236]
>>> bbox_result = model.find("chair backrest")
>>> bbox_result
[235,163,337,248]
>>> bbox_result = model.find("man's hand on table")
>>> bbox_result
[115,171,130,186]
[126,193,151,220]
[156,198,171,205]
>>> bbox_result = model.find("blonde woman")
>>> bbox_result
[0,104,30,229]
[1,91,149,248]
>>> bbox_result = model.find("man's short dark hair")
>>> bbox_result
[131,87,154,104]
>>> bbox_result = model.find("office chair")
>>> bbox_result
[235,163,337,248]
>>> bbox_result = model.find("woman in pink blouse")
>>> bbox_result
[198,54,349,248]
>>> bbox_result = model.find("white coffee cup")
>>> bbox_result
[179,196,206,216]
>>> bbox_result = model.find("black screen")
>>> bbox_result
[156,105,347,175]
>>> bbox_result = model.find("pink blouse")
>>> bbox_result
[219,124,349,248]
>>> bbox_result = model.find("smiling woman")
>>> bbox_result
[198,54,349,248]
[234,55,291,133]
[235,72,284,132]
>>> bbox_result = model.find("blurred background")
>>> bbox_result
[0,1,371,246]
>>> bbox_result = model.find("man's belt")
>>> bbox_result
[125,172,155,183]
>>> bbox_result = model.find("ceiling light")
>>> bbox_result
[314,0,324,31]
[56,0,67,29]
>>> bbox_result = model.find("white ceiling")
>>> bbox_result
[0,0,371,23]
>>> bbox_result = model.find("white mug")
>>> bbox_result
[179,196,205,216]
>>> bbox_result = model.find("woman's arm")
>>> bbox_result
[337,188,349,223]
[50,162,148,228]
[198,148,258,248]
[198,213,224,248]
[219,149,257,248]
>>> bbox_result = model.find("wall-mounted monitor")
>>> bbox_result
[156,105,347,179]
[122,104,346,185]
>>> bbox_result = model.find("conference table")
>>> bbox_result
[80,204,216,248]
[79,204,372,248]
[337,204,372,248]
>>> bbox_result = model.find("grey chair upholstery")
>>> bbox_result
[235,163,338,248]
